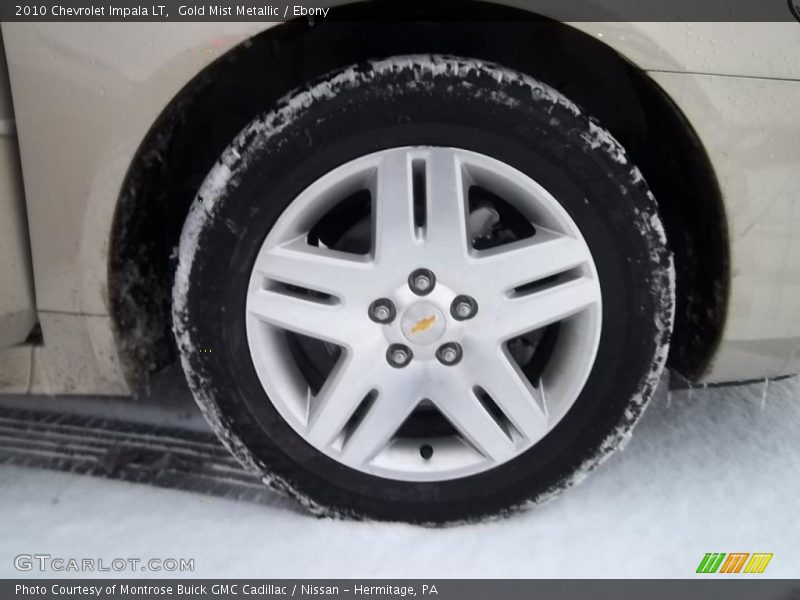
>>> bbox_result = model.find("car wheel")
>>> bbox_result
[172,55,674,523]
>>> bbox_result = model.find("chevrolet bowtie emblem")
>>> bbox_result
[411,315,437,334]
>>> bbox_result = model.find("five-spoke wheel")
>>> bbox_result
[245,147,602,480]
[173,56,673,522]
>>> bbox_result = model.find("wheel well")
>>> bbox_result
[108,0,728,392]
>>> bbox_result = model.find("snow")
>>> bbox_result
[2,376,798,578]
[581,120,629,164]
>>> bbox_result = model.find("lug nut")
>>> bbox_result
[450,295,478,321]
[387,344,413,368]
[440,347,458,364]
[369,298,396,324]
[436,342,463,366]
[408,268,436,296]
[415,275,431,291]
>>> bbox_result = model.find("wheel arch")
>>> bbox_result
[108,0,728,392]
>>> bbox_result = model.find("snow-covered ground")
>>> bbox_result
[1,377,798,578]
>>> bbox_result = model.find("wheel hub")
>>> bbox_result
[400,301,447,345]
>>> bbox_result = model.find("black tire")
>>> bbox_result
[172,55,674,524]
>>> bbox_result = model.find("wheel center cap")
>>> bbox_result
[401,302,446,345]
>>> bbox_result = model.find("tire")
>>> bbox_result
[172,55,674,524]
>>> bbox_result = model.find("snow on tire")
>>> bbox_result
[172,55,675,524]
